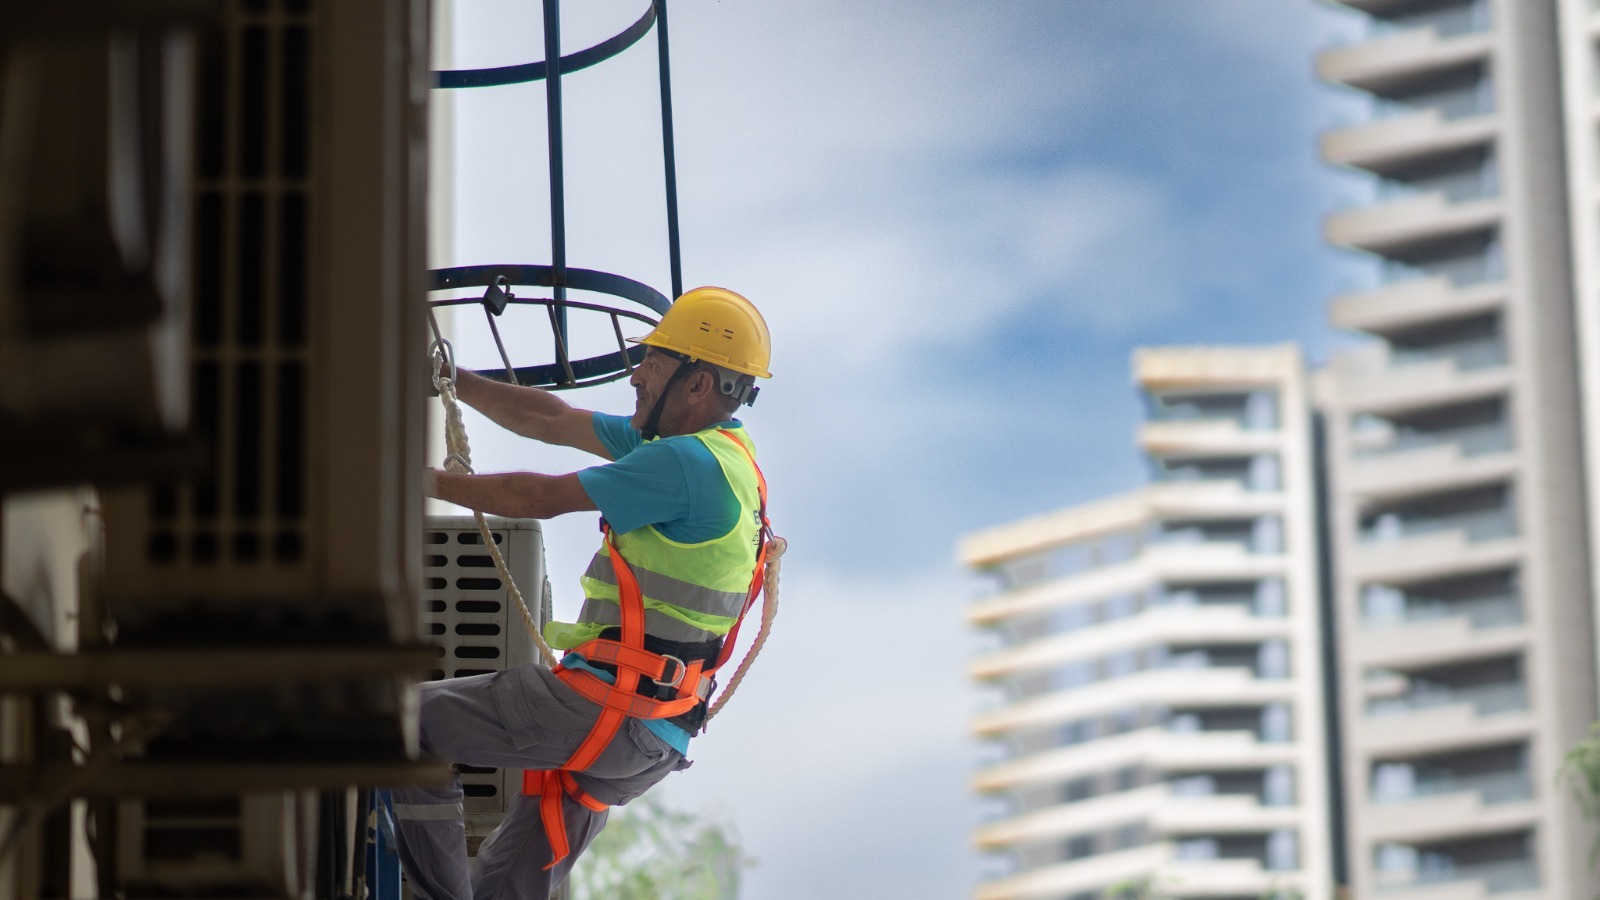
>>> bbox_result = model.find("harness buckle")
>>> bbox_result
[653,654,687,688]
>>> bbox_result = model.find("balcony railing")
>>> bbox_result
[1389,336,1506,372]
[1354,420,1513,460]
[1381,246,1502,288]
[1373,80,1494,123]
[1369,593,1523,630]
[1375,174,1497,205]
[1369,0,1489,39]
[1368,681,1528,718]
[1378,857,1538,893]
[1373,768,1533,806]
[1360,506,1516,545]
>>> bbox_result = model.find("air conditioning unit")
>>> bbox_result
[422,515,548,841]
[94,0,430,757]
[0,13,194,489]
[116,792,317,899]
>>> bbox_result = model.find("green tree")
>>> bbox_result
[568,796,753,900]
[1560,721,1600,864]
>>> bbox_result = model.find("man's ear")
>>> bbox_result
[688,367,718,401]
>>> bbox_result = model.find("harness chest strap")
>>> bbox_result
[522,429,770,870]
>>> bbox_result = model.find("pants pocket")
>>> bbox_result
[488,669,547,750]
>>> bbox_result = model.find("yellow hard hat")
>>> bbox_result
[631,286,773,379]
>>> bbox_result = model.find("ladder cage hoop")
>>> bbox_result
[428,264,669,390]
[431,3,658,90]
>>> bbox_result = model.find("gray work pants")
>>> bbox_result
[391,665,687,900]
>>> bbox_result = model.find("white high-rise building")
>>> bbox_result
[963,347,1335,900]
[1317,0,1598,895]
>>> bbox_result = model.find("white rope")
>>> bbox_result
[705,535,784,723]
[435,369,560,669]
[430,345,783,718]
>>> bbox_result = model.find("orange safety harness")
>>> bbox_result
[521,429,771,869]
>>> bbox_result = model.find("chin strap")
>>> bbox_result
[639,358,696,441]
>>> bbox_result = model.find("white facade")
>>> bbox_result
[1559,0,1600,714]
[1318,0,1598,895]
[963,347,1333,900]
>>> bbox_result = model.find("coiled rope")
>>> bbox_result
[428,337,782,722]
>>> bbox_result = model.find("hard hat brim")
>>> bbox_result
[628,334,772,379]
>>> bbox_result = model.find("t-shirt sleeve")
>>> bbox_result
[590,412,643,461]
[576,440,692,535]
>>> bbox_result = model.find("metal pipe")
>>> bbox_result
[541,0,569,348]
[655,0,683,300]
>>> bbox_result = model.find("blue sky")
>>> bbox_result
[438,2,1371,896]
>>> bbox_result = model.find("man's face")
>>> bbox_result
[628,348,685,431]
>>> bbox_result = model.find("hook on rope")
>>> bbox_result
[430,336,457,393]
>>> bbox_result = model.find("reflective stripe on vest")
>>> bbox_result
[556,425,761,648]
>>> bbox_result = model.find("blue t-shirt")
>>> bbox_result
[571,414,746,752]
[576,413,743,541]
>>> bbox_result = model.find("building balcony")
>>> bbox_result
[1143,481,1283,520]
[1324,193,1501,256]
[1364,588,1522,632]
[1366,775,1537,845]
[975,784,1164,850]
[970,604,1287,681]
[1329,276,1506,337]
[975,844,1165,900]
[1326,0,1472,18]
[1341,426,1516,502]
[1322,108,1497,174]
[1344,517,1519,585]
[967,545,1288,630]
[1352,610,1527,670]
[1161,857,1308,899]
[972,668,1291,738]
[1318,24,1492,94]
[1372,859,1540,899]
[1326,342,1513,417]
[1140,540,1286,583]
[1137,419,1281,458]
[967,558,1152,627]
[1151,793,1301,835]
[974,728,1296,795]
[1357,683,1532,756]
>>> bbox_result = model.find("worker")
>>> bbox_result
[392,286,774,900]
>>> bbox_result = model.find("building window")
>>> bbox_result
[1251,516,1285,554]
[1266,829,1299,872]
[1257,640,1291,680]
[1261,703,1293,743]
[1264,765,1295,807]
[1174,837,1219,861]
[1255,578,1287,617]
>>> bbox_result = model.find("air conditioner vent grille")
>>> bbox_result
[137,0,315,574]
[421,517,546,834]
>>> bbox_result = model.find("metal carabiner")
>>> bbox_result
[430,336,457,393]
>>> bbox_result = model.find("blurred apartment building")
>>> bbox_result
[1317,0,1596,895]
[963,348,1336,900]
[964,1,1600,897]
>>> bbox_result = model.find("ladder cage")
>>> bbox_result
[428,0,683,391]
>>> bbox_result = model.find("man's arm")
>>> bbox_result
[426,469,597,519]
[450,369,611,458]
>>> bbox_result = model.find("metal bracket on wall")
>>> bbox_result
[0,645,439,691]
[0,761,451,801]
